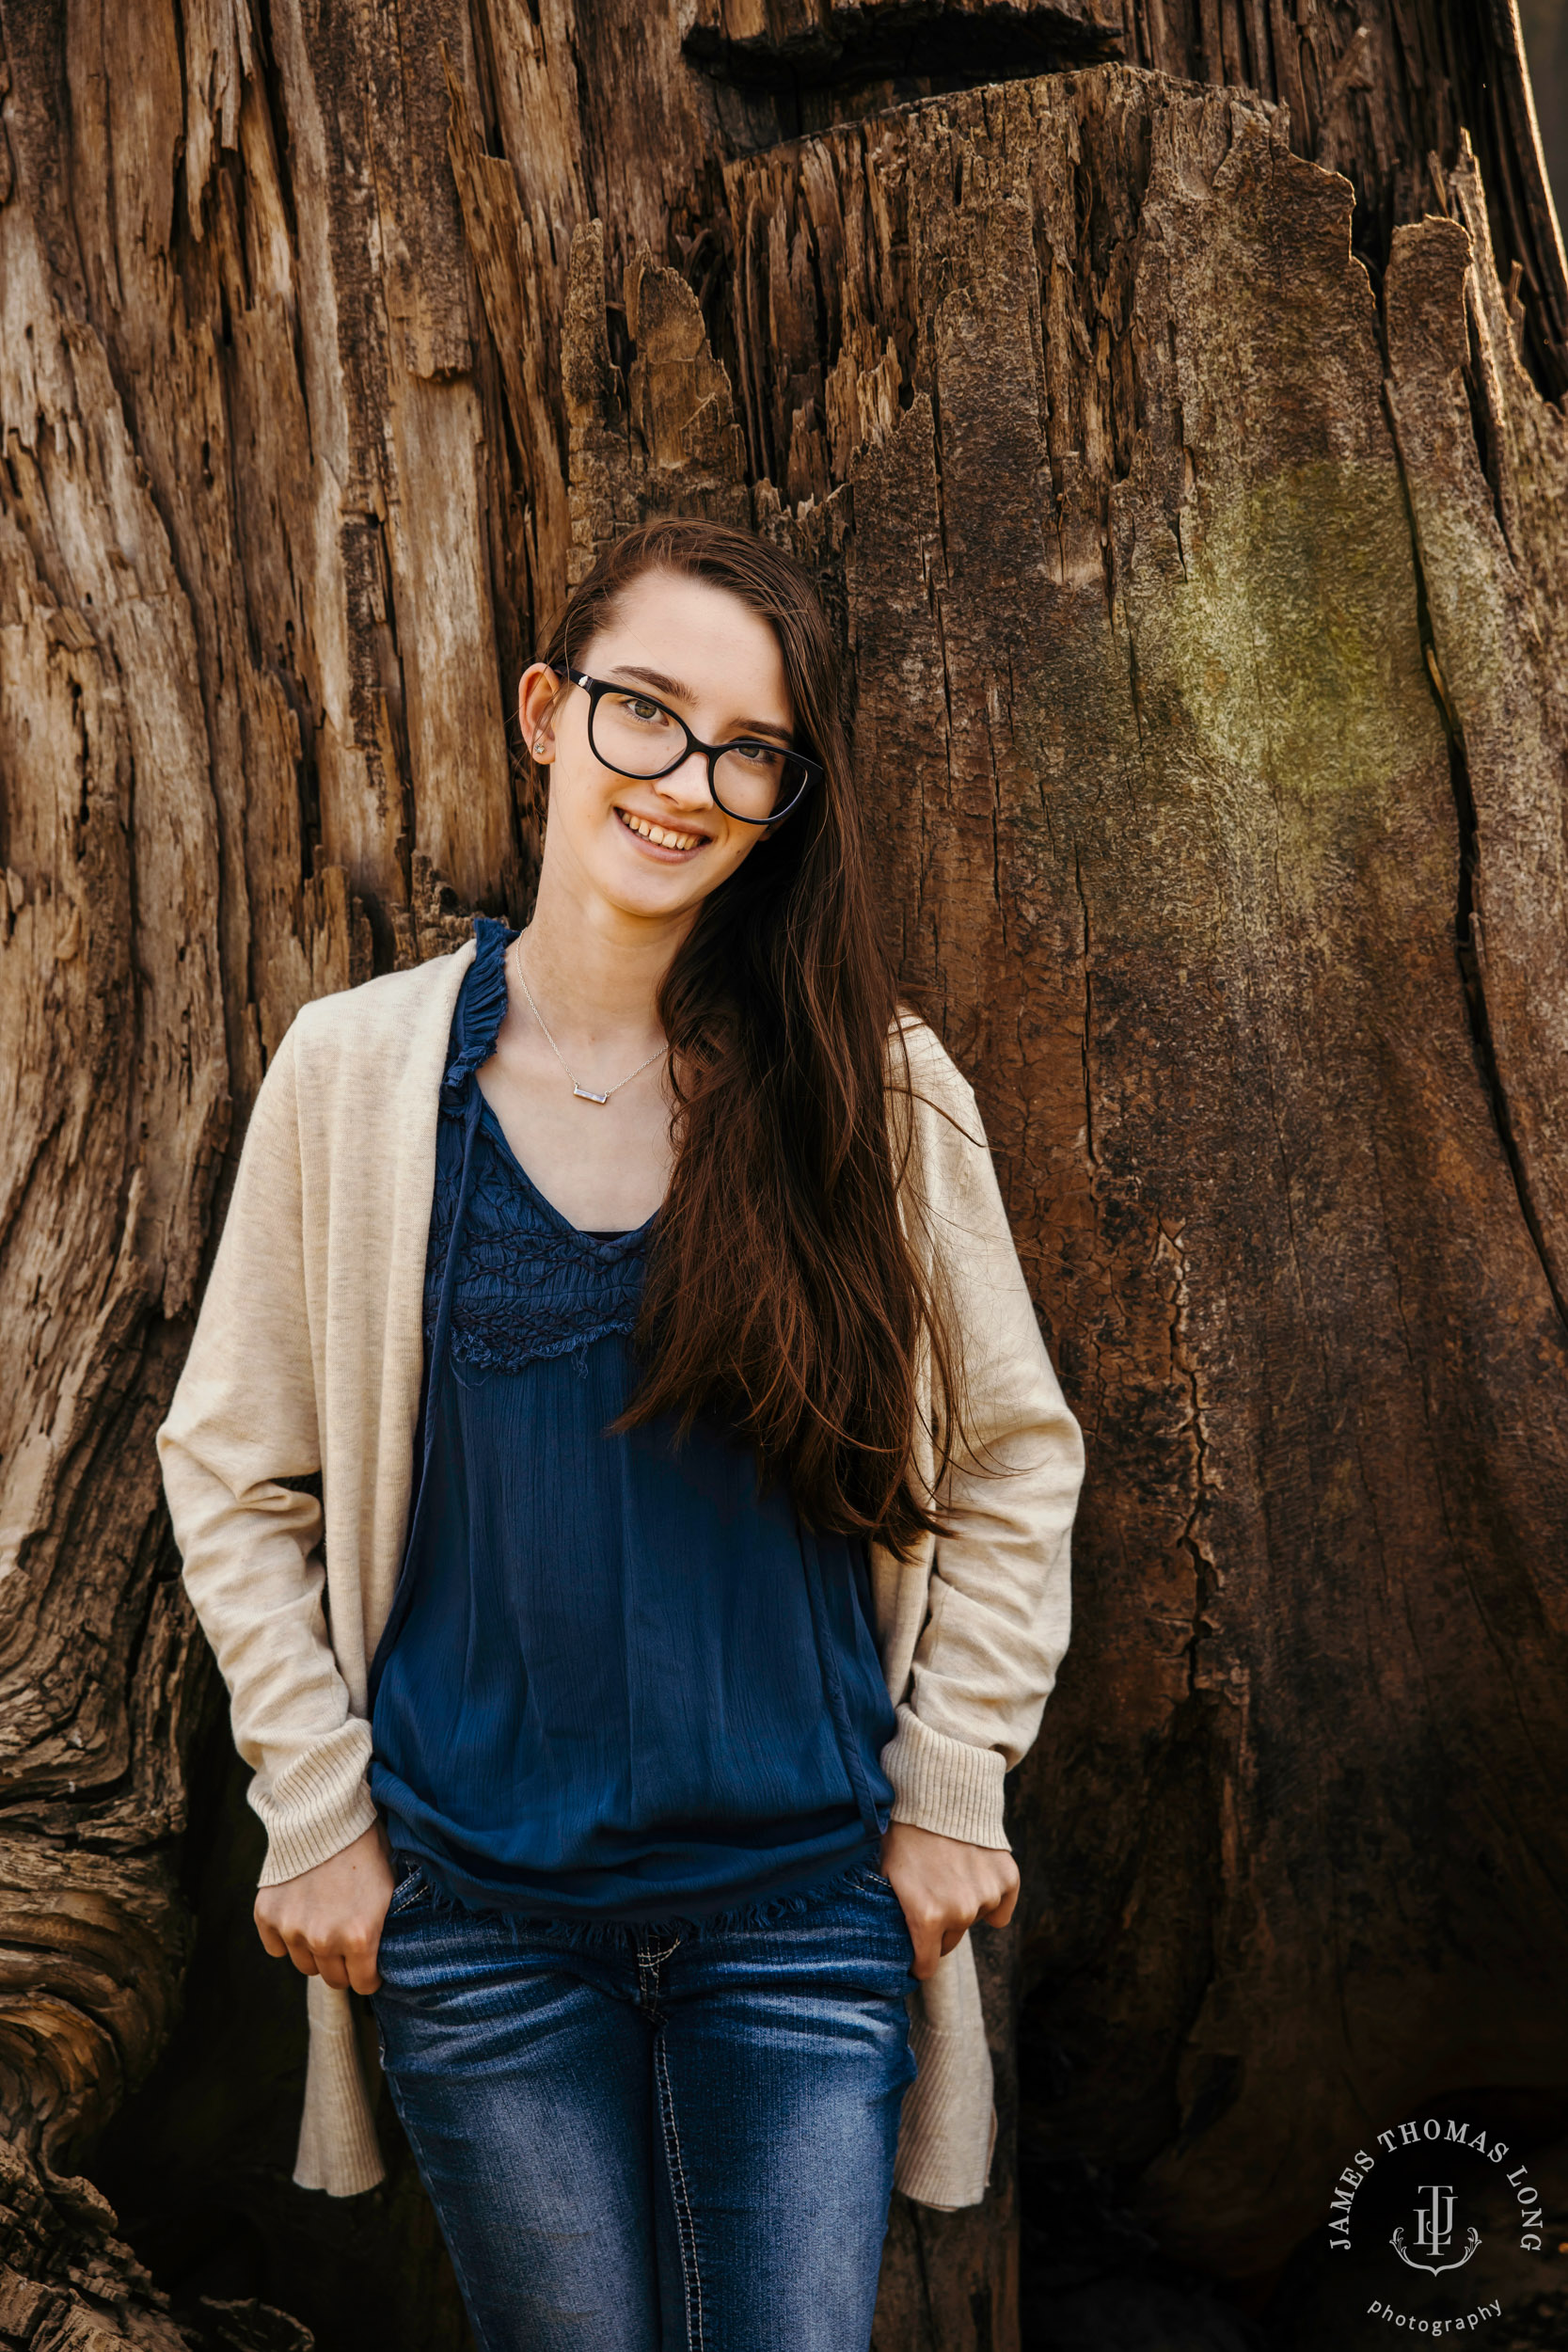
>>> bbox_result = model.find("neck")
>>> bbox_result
[516,863,690,1052]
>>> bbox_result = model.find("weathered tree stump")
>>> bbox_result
[2,3,1566,2346]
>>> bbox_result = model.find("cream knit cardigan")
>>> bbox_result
[156,937,1084,2211]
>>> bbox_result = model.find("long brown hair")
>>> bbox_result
[534,519,963,1559]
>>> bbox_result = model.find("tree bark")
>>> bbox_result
[2,3,1566,2348]
[1521,0,1568,218]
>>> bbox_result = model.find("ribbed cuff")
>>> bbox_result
[879,1705,1010,1850]
[252,1730,379,1885]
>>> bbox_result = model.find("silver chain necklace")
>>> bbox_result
[509,932,668,1105]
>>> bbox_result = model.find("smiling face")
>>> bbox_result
[518,567,795,932]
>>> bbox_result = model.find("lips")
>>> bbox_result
[615,805,707,852]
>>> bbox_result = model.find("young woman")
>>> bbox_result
[159,519,1084,2352]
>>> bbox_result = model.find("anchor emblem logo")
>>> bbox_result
[1390,2183,1481,2276]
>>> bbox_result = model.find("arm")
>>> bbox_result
[879,1052,1085,1974]
[156,1024,391,1987]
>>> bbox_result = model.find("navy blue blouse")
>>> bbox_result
[367,918,896,1922]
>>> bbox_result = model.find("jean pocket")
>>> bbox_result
[386,1858,434,1919]
[854,1862,899,1897]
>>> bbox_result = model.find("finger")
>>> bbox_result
[907,1913,944,1981]
[346,1947,383,1997]
[978,1882,1020,1930]
[281,1931,323,1979]
[338,1929,383,1998]
[254,1915,290,1961]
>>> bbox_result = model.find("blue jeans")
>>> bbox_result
[370,1855,919,2351]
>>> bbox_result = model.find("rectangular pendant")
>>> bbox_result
[572,1082,610,1104]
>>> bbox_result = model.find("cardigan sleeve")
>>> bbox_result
[156,1024,379,1884]
[879,1039,1085,1850]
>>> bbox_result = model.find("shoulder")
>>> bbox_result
[887,1006,976,1107]
[884,1005,1006,1235]
[882,1015,1039,1331]
[885,1006,982,1149]
[248,938,478,1156]
[288,935,479,1074]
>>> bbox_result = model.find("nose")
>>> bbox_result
[654,749,717,812]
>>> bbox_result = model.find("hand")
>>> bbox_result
[253,1819,395,1994]
[878,1820,1021,1981]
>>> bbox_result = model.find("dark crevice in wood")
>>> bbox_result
[1386,381,1568,1340]
[1463,291,1514,548]
[1429,30,1566,397]
[1443,705,1568,1337]
[279,655,323,889]
[466,0,508,162]
[602,299,637,393]
[250,0,315,433]
[1167,1246,1218,1705]
[356,885,403,981]
[685,10,1123,102]
[1072,850,1098,1180]
[250,0,300,260]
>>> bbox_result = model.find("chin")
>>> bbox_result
[594,864,709,921]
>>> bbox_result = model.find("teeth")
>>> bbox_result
[619,808,703,850]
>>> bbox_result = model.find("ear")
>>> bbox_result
[518,662,562,760]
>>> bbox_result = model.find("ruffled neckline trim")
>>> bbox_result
[433,916,660,1278]
[439,916,515,1104]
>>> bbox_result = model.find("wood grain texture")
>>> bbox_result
[2,0,1566,2344]
[1386,136,1568,1314]
[684,0,1568,395]
[621,56,1568,2294]
[0,0,530,2340]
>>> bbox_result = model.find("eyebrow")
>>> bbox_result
[605,664,795,745]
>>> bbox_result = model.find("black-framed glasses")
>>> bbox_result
[549,665,823,827]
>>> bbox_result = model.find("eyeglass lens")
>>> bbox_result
[588,689,809,820]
